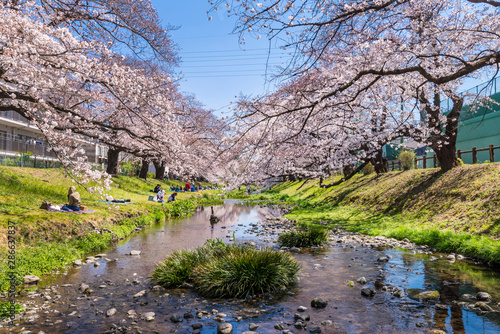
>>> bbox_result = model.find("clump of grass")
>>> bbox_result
[0,302,24,320]
[194,246,300,298]
[278,225,329,248]
[151,241,300,298]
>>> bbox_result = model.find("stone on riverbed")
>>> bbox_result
[106,308,116,317]
[311,298,328,308]
[356,277,367,284]
[130,250,141,256]
[408,289,440,301]
[476,292,491,301]
[361,287,375,297]
[249,323,259,330]
[73,260,82,267]
[141,312,155,321]
[170,314,183,323]
[133,290,146,298]
[297,306,308,312]
[23,275,40,284]
[217,322,233,334]
[474,302,493,312]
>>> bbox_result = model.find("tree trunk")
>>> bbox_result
[343,164,354,177]
[423,91,462,172]
[434,144,458,172]
[370,149,388,174]
[139,159,149,179]
[106,148,121,175]
[153,160,166,180]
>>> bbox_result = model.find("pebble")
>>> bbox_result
[106,308,116,317]
[170,314,183,323]
[133,290,146,298]
[356,277,367,284]
[130,250,141,256]
[141,312,155,321]
[297,306,308,312]
[249,323,259,330]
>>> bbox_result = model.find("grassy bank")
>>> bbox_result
[241,163,500,263]
[0,166,221,292]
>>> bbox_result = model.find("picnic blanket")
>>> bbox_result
[48,206,96,214]
[97,200,134,205]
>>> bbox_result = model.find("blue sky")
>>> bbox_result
[151,1,491,117]
[151,0,290,117]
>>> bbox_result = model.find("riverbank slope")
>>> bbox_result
[250,163,500,263]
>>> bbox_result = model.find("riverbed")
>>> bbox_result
[2,202,500,334]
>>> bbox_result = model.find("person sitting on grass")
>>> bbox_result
[62,186,81,211]
[167,192,178,203]
[170,185,175,191]
[153,184,161,193]
[157,189,165,203]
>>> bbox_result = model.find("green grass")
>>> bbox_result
[277,225,329,248]
[151,241,300,298]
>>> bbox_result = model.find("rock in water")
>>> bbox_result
[217,323,233,334]
[476,292,491,301]
[311,298,328,308]
[141,312,155,321]
[408,289,440,301]
[106,308,116,317]
[361,287,375,297]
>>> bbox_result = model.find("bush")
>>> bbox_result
[362,162,375,175]
[278,225,329,247]
[398,150,416,171]
[151,241,300,298]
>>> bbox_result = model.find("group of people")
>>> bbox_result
[150,182,218,203]
[152,184,177,203]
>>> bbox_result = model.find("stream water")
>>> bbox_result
[2,202,500,334]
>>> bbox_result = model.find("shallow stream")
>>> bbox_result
[2,202,500,334]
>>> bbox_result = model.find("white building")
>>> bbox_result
[0,110,107,166]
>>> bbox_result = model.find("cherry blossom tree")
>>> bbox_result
[0,1,193,193]
[210,0,500,173]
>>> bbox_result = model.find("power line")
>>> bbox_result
[187,74,266,78]
[181,63,283,68]
[180,48,284,54]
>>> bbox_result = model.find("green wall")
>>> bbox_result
[456,92,500,164]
